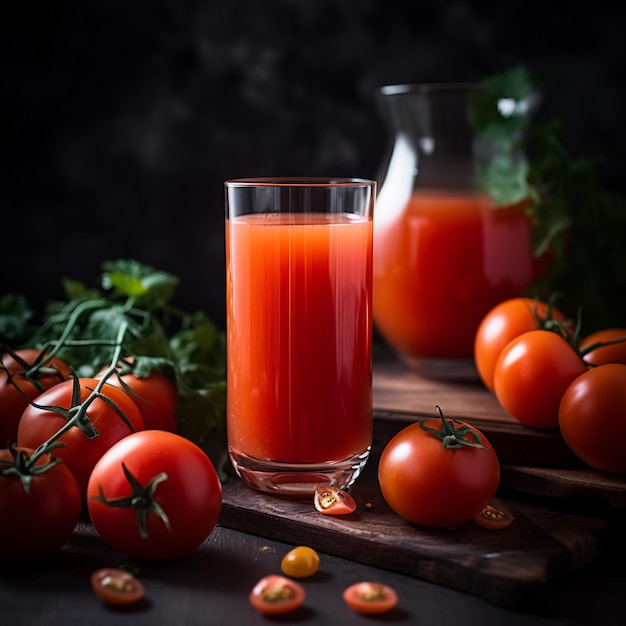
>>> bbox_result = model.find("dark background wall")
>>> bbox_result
[4,0,625,330]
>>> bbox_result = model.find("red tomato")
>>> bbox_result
[100,369,178,432]
[378,411,500,528]
[0,348,72,446]
[580,328,626,367]
[249,575,305,616]
[91,568,145,606]
[86,430,222,561]
[343,582,398,615]
[493,330,588,429]
[474,298,570,391]
[313,485,357,515]
[0,446,81,563]
[17,378,145,503]
[558,363,626,474]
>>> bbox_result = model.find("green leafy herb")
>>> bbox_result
[471,65,626,332]
[0,259,228,479]
[0,294,33,346]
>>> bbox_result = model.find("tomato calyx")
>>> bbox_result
[90,462,171,539]
[0,440,65,494]
[419,406,487,450]
[527,294,570,334]
[534,300,626,361]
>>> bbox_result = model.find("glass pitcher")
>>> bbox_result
[373,83,538,380]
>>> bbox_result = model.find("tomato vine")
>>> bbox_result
[0,259,228,478]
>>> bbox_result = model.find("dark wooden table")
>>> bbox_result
[3,354,626,624]
[2,514,625,626]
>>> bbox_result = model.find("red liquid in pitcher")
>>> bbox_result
[373,191,535,360]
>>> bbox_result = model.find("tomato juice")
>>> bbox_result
[373,191,535,362]
[226,213,373,466]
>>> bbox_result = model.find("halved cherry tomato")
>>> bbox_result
[249,574,305,615]
[91,568,145,606]
[281,546,320,578]
[313,485,356,515]
[343,581,398,615]
[473,502,514,530]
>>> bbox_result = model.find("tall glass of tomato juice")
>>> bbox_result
[225,178,375,496]
[374,84,539,379]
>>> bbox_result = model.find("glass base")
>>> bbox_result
[228,448,371,497]
[399,353,478,381]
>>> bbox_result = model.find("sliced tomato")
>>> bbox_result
[91,568,145,606]
[313,485,357,515]
[473,502,514,530]
[343,581,398,615]
[249,574,305,615]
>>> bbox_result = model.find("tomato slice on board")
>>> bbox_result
[249,575,305,615]
[473,503,514,530]
[91,568,145,606]
[281,546,320,578]
[313,485,357,515]
[343,581,398,615]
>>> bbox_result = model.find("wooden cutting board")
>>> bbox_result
[219,353,624,609]
[219,425,611,611]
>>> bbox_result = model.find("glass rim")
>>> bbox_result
[379,82,481,97]
[225,177,376,188]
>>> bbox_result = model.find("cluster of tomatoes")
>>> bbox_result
[474,297,626,474]
[0,348,223,565]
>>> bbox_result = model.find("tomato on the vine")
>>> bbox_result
[0,445,81,563]
[493,330,588,429]
[249,575,305,616]
[474,298,569,391]
[281,546,320,578]
[558,363,626,474]
[313,485,357,515]
[99,368,178,432]
[91,568,145,606]
[17,377,145,502]
[378,407,500,528]
[343,582,398,615]
[580,328,626,367]
[87,430,222,561]
[0,348,72,446]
